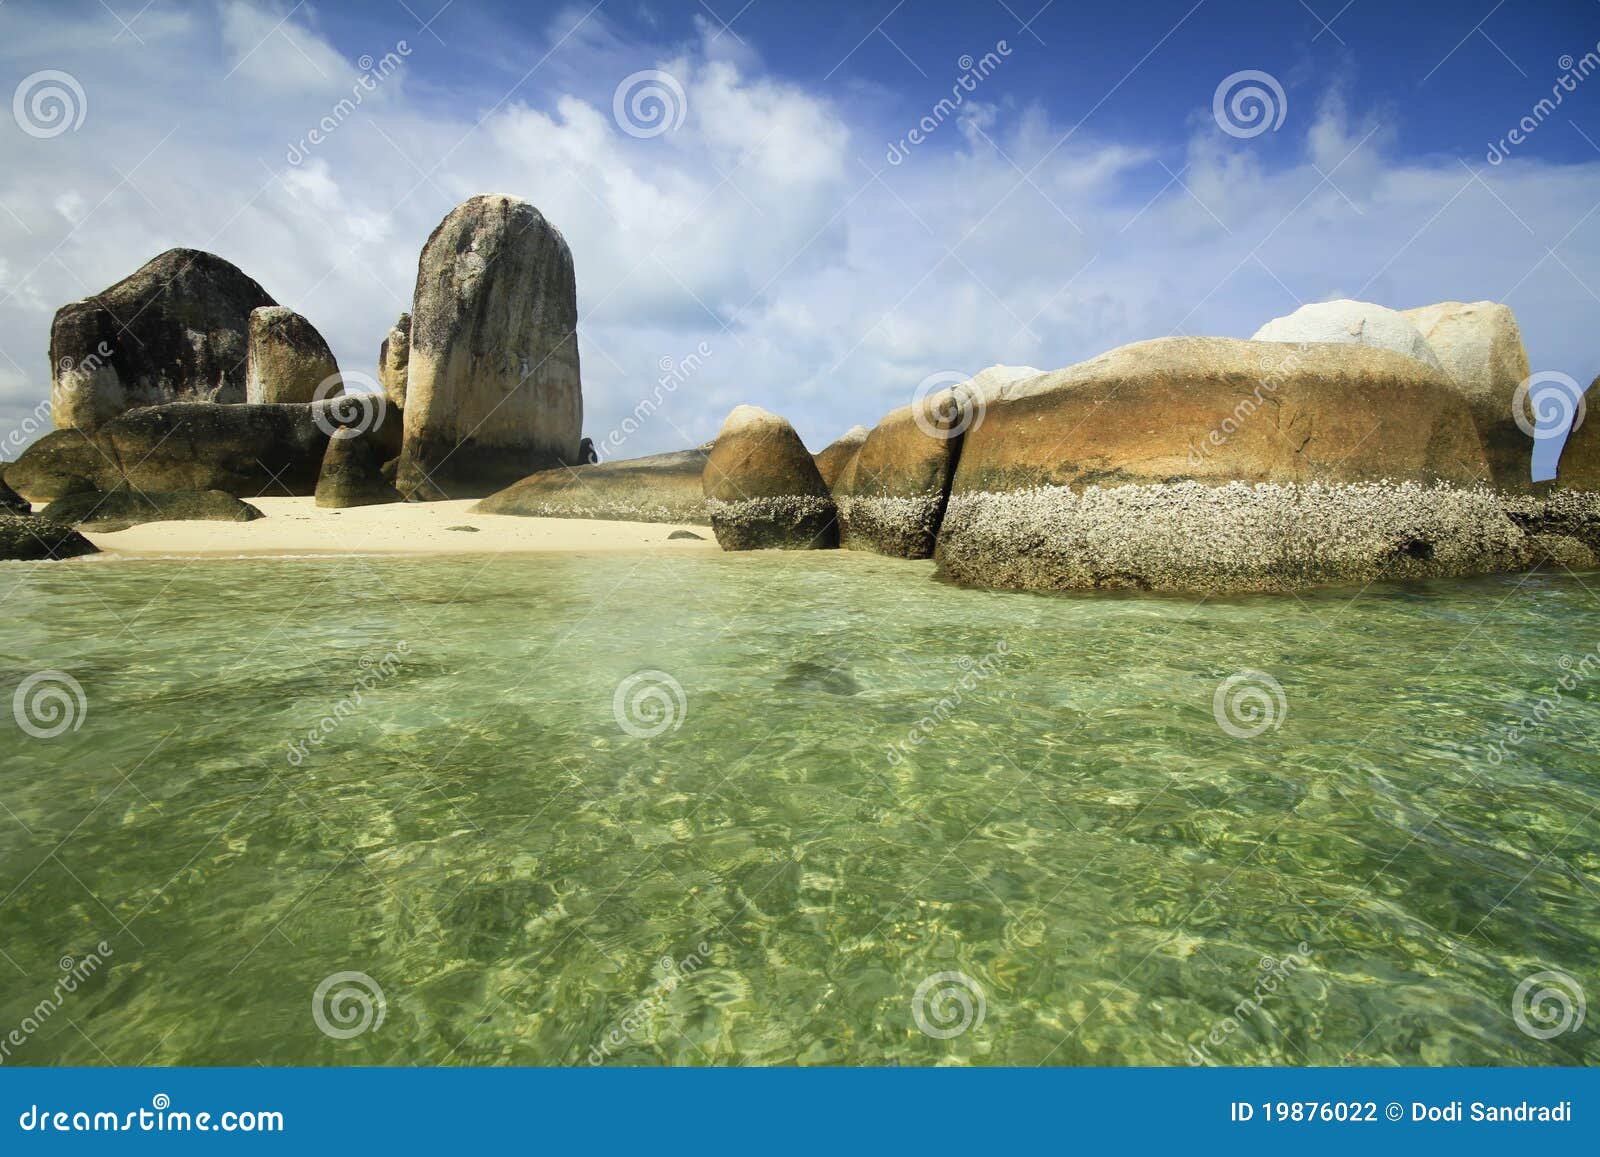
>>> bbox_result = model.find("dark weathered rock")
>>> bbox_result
[578,436,598,464]
[667,529,704,540]
[475,446,710,523]
[315,427,403,508]
[814,425,868,490]
[0,475,27,513]
[0,514,97,560]
[378,312,410,409]
[246,306,340,404]
[703,406,837,550]
[41,488,264,531]
[397,195,582,500]
[935,337,1522,593]
[50,248,277,429]
[6,397,400,503]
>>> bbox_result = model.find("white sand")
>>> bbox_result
[84,497,718,558]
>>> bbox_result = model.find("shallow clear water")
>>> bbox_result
[1,549,1597,1066]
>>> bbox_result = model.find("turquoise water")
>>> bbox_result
[1,550,1597,1066]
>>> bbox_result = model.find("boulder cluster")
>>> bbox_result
[475,295,1595,593]
[4,194,1594,594]
[3,193,586,559]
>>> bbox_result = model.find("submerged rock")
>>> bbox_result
[935,337,1520,593]
[0,514,97,560]
[245,306,341,405]
[475,446,710,524]
[397,195,582,500]
[40,488,264,531]
[6,397,400,503]
[703,406,837,550]
[50,248,277,429]
[315,427,403,508]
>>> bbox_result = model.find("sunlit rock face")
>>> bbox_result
[396,195,581,500]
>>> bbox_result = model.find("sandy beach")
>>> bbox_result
[81,496,718,557]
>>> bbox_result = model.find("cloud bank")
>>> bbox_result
[1,1,1596,463]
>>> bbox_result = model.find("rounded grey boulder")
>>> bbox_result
[397,195,582,500]
[315,427,403,508]
[245,306,341,404]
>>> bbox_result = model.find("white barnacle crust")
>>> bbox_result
[936,480,1527,593]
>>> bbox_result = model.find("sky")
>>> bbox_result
[1,0,1598,462]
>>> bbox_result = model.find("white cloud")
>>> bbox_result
[0,0,1596,467]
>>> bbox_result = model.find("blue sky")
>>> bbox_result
[2,0,1598,462]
